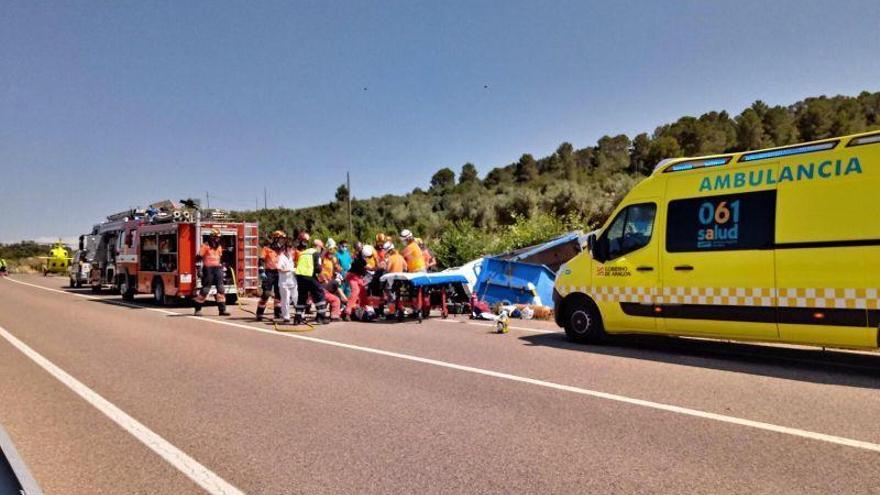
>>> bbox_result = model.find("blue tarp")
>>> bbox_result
[473,258,557,308]
[472,231,585,309]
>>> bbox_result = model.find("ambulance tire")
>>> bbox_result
[563,296,606,344]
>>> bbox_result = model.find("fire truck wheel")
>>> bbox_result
[153,278,166,306]
[225,293,238,305]
[91,284,101,293]
[120,275,135,301]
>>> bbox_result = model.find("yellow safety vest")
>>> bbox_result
[295,248,316,276]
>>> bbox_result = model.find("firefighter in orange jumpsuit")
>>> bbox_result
[256,230,286,321]
[194,228,230,316]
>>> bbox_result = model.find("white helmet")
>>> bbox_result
[362,244,375,257]
[383,241,394,251]
[400,229,413,239]
[326,238,337,250]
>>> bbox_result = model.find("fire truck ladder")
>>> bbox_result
[242,224,260,291]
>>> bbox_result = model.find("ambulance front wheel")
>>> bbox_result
[563,297,606,344]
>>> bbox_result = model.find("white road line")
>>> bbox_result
[0,324,244,495]
[3,278,181,315]
[6,277,880,454]
[434,317,557,334]
[190,316,880,453]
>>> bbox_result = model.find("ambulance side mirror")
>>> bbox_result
[586,233,596,252]
[591,234,609,263]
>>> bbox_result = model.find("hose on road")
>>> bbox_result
[229,268,314,333]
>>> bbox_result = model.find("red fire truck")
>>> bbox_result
[112,219,260,305]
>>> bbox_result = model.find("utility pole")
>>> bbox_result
[256,198,259,210]
[264,187,268,210]
[347,172,353,239]
[206,191,210,209]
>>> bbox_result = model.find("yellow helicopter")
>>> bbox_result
[40,240,72,276]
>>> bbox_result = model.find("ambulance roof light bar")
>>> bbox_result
[847,132,880,147]
[661,156,732,173]
[738,141,837,162]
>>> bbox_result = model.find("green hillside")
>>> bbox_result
[233,91,880,268]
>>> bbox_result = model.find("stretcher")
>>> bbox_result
[377,272,470,323]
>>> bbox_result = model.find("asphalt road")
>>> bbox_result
[1,274,878,494]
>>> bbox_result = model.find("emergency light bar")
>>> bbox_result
[662,156,731,173]
[847,132,880,147]
[739,141,837,162]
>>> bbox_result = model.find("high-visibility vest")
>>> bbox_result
[200,244,223,267]
[402,242,425,272]
[261,246,279,270]
[386,253,406,273]
[295,248,316,276]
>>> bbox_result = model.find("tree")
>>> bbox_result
[647,136,682,167]
[594,135,631,172]
[430,167,456,191]
[335,183,350,203]
[831,98,867,136]
[514,154,539,183]
[735,108,769,151]
[629,133,652,175]
[762,105,799,146]
[796,97,834,140]
[483,167,512,188]
[459,163,479,184]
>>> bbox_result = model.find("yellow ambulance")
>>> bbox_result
[554,131,880,349]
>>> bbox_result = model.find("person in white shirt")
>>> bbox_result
[277,244,298,324]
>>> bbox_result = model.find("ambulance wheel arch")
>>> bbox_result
[560,292,607,343]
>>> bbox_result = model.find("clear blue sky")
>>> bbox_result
[2,0,878,243]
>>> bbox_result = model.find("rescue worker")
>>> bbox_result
[0,257,7,275]
[417,238,437,271]
[193,228,230,316]
[385,244,405,273]
[335,240,352,275]
[277,242,297,324]
[400,229,426,272]
[364,240,379,271]
[294,231,329,325]
[321,272,347,321]
[320,241,339,282]
[256,230,286,321]
[374,233,388,265]
[344,244,372,320]
[382,243,406,314]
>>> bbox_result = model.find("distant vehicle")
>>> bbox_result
[67,250,91,288]
[88,216,140,292]
[554,130,880,350]
[39,240,72,276]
